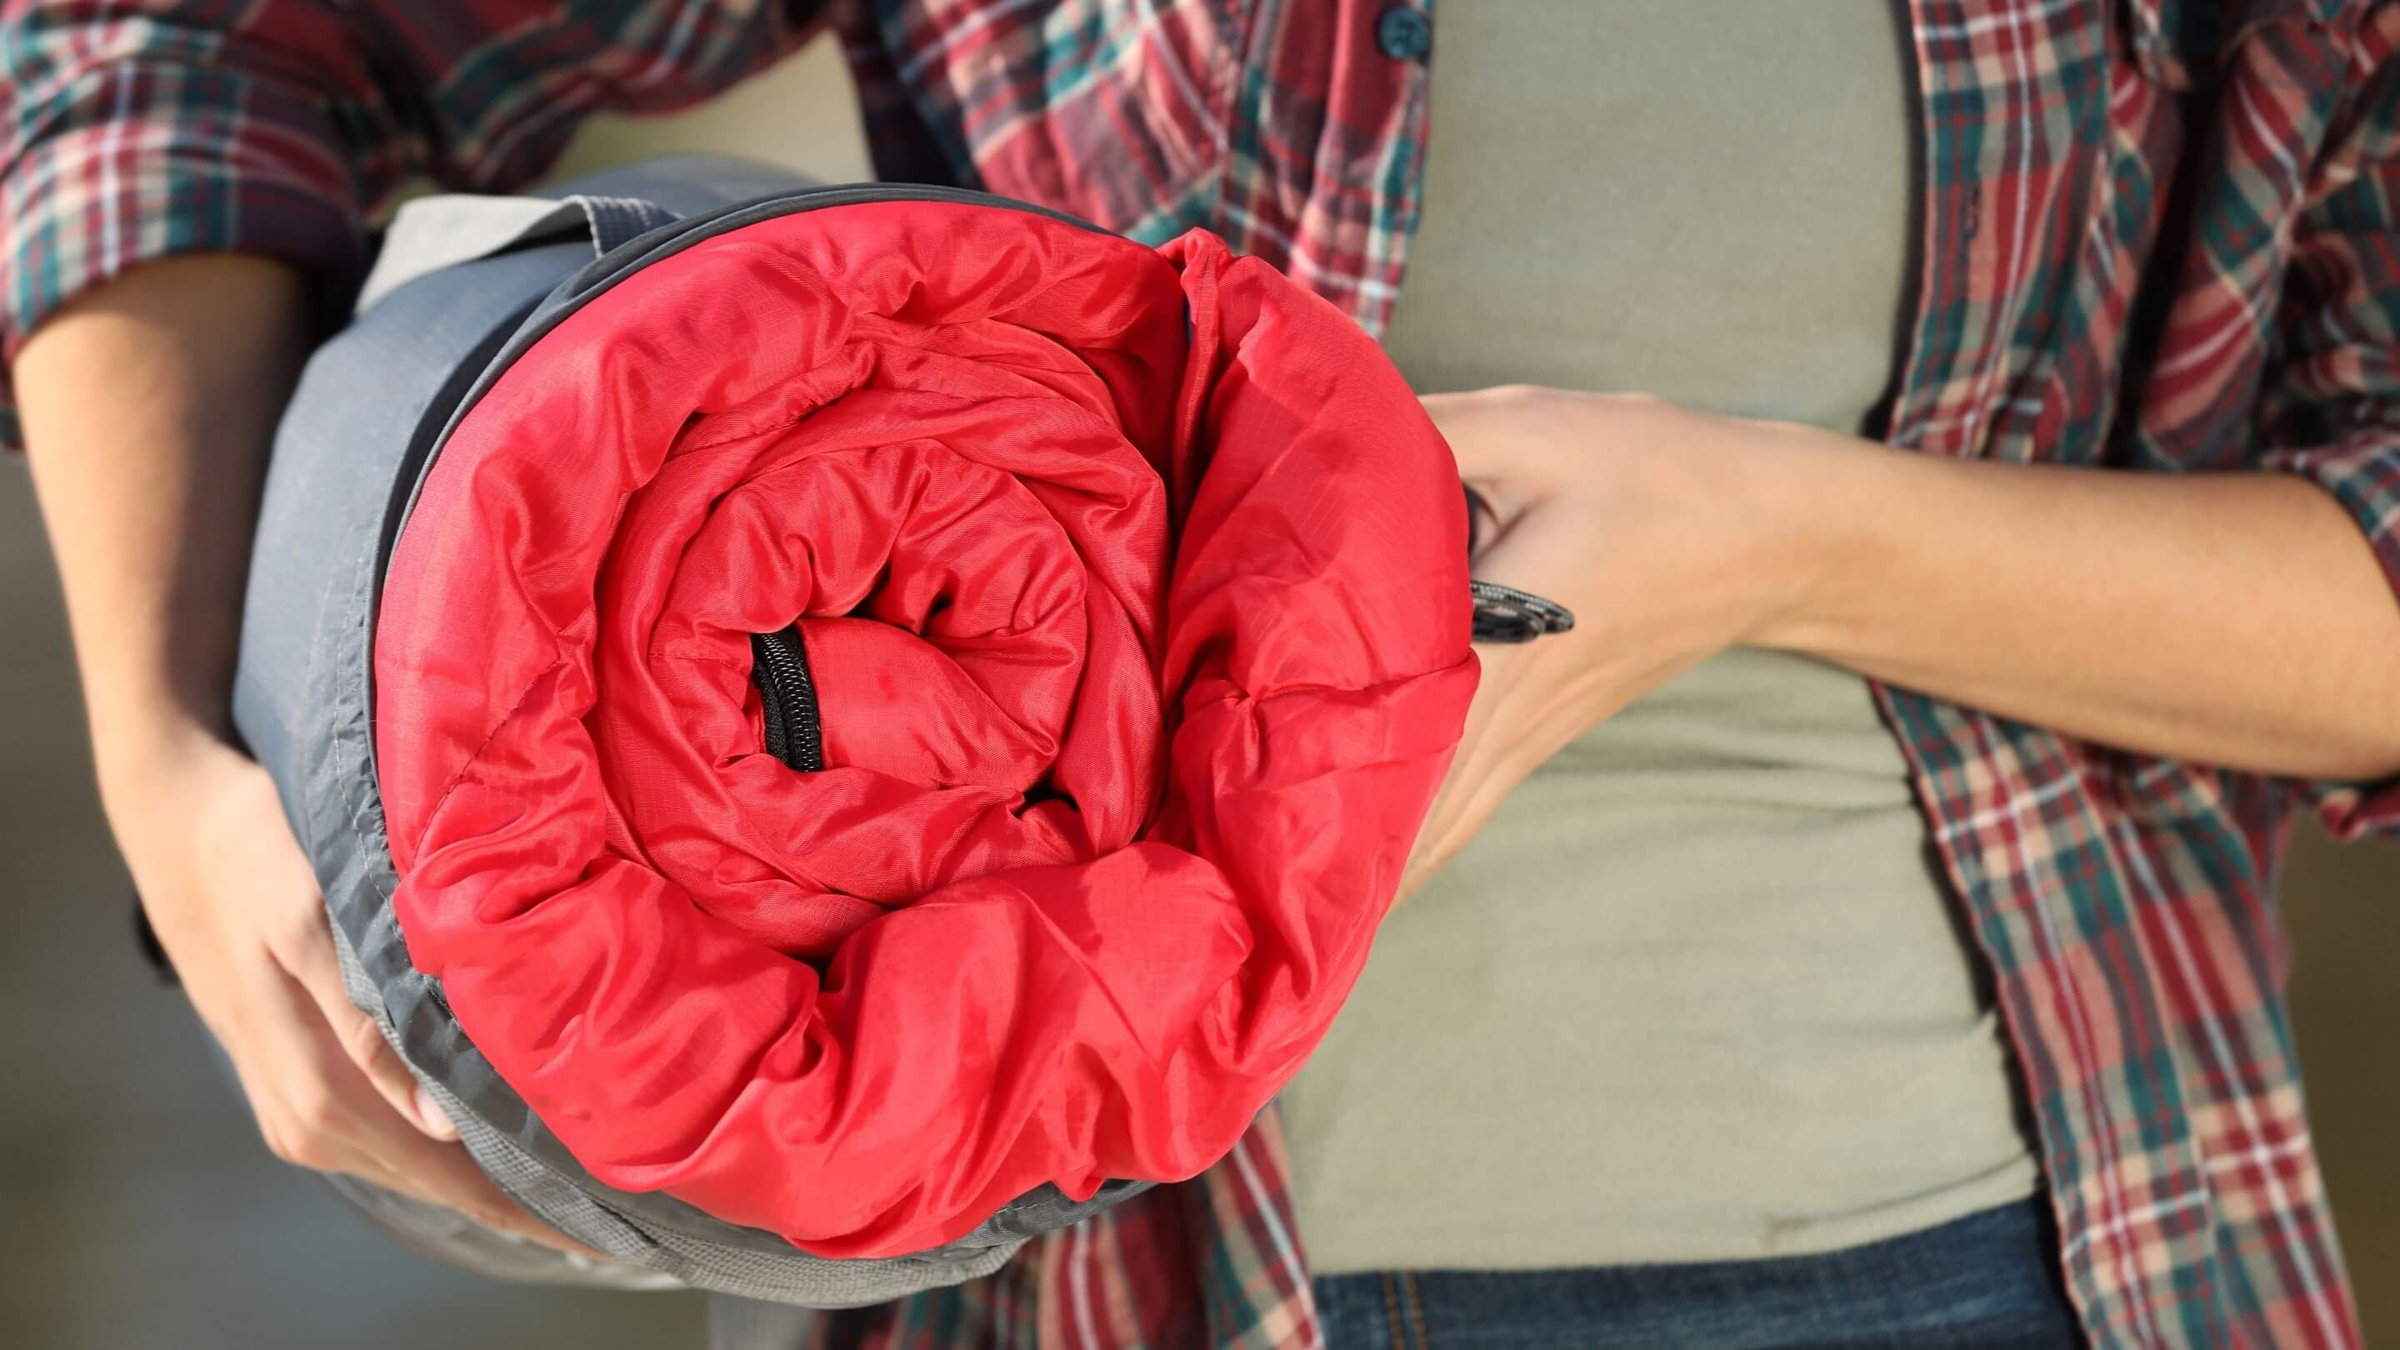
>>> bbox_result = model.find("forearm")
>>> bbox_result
[1756,433,2400,781]
[17,254,308,803]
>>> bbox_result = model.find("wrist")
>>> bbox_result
[1711,416,1898,653]
[93,707,243,828]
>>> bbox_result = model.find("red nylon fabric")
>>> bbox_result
[373,202,1475,1259]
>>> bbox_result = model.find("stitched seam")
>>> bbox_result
[1401,1271,1428,1350]
[340,529,400,909]
[415,655,570,838]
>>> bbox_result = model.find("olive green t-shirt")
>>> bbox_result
[1277,0,2041,1272]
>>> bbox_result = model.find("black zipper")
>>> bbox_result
[749,626,825,772]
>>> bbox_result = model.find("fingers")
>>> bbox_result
[235,961,406,1183]
[123,750,602,1262]
[1402,643,1542,898]
[1404,756,1516,895]
[241,963,605,1260]
[246,811,457,1143]
[270,895,459,1142]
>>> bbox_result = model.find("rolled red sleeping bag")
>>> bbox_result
[371,198,1480,1260]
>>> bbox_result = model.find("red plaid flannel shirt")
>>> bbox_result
[7,3,2400,1346]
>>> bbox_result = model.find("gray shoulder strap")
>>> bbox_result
[357,192,678,314]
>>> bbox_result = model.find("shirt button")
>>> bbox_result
[1377,7,1432,62]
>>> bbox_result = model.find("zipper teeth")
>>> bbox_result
[748,627,824,773]
[1469,579,1577,643]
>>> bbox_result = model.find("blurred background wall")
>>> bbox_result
[3,34,2393,1350]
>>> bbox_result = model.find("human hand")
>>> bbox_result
[111,727,600,1257]
[1402,386,1834,897]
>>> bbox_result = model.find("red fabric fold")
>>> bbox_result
[373,202,1475,1258]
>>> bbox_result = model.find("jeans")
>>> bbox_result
[1312,1197,2083,1350]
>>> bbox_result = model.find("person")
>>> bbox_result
[6,1,2399,1347]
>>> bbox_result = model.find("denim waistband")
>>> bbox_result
[1310,1195,2082,1350]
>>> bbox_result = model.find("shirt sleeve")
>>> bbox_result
[2253,5,2400,840]
[0,1,831,451]
[0,3,422,447]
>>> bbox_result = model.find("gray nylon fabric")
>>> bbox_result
[323,911,1023,1307]
[231,155,1140,1308]
[353,192,680,313]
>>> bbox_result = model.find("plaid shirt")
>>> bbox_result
[7,2,2400,1347]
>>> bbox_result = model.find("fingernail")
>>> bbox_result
[414,1084,460,1140]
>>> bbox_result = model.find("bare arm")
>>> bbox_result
[1409,389,2400,889]
[20,255,301,772]
[1760,434,2400,782]
[18,256,589,1251]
